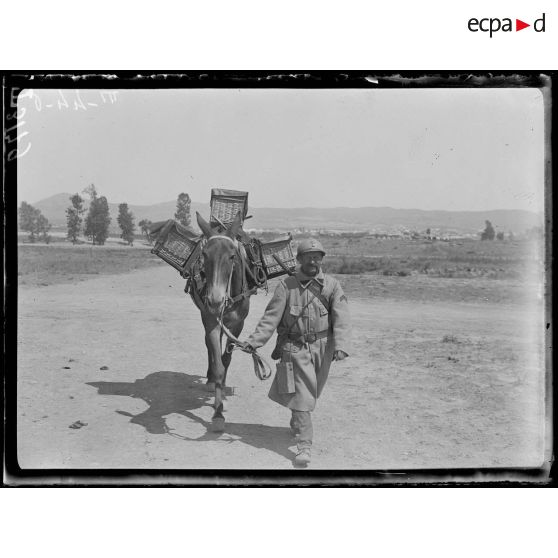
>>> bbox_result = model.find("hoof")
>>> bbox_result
[211,417,226,432]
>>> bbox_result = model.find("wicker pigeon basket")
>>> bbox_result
[260,234,296,278]
[209,188,249,230]
[151,220,202,277]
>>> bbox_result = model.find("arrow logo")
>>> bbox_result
[516,19,530,31]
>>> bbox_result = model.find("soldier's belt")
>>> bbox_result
[286,329,329,344]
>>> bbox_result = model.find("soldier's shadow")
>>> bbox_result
[87,371,296,463]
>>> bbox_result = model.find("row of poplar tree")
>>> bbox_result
[19,187,193,246]
[65,184,135,245]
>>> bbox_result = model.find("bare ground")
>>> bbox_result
[17,265,547,470]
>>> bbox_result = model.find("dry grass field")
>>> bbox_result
[15,235,548,472]
[18,233,543,286]
[318,235,542,279]
[17,235,545,312]
[17,242,163,288]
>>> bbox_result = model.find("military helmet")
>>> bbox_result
[296,238,326,258]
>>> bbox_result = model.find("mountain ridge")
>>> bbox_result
[28,193,543,235]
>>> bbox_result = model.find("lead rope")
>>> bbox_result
[217,315,273,380]
[217,253,272,381]
[221,258,235,311]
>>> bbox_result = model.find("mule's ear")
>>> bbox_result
[226,212,243,239]
[196,212,214,238]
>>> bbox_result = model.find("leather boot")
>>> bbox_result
[294,447,311,466]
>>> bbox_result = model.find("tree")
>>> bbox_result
[19,201,40,242]
[84,184,111,245]
[83,183,97,200]
[496,231,504,241]
[117,203,136,246]
[481,220,495,241]
[174,192,191,227]
[66,193,85,244]
[37,213,52,244]
[19,201,51,243]
[138,219,153,243]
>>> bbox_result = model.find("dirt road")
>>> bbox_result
[17,266,546,470]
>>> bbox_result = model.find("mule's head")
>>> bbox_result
[196,211,243,316]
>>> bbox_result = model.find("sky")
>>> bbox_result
[16,87,545,212]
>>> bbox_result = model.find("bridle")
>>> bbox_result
[203,234,239,312]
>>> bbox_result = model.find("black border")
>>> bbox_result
[3,71,555,486]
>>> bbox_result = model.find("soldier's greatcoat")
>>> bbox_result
[247,268,351,411]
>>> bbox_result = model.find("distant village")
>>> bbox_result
[245,226,542,242]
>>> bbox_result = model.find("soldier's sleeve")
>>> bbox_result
[246,281,288,349]
[330,278,352,355]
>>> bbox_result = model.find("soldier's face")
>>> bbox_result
[299,252,324,276]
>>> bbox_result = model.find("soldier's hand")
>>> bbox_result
[241,342,255,353]
[333,350,348,361]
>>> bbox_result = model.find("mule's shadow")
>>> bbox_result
[87,371,296,463]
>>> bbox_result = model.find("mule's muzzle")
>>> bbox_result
[205,294,226,316]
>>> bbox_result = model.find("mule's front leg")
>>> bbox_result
[221,320,245,387]
[204,333,216,384]
[206,324,226,432]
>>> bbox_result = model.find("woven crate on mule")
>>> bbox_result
[209,188,250,231]
[259,233,297,278]
[150,220,202,277]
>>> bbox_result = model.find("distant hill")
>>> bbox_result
[28,193,543,235]
[243,206,542,235]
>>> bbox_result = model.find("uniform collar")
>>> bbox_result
[295,266,325,287]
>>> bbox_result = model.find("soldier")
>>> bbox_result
[243,238,351,466]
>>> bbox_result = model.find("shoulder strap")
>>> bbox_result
[282,291,318,337]
[306,280,331,313]
[286,274,331,312]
